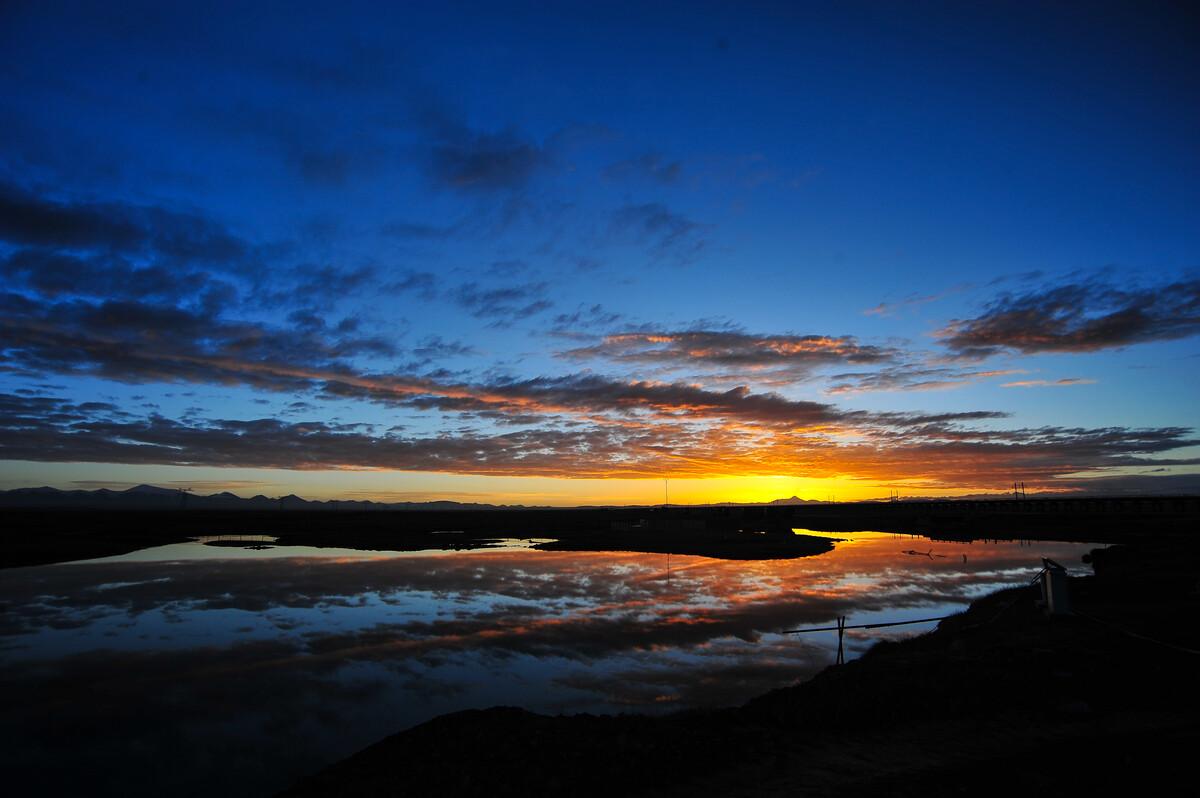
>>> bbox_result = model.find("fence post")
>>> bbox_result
[836,616,845,665]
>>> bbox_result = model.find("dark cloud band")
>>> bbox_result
[938,277,1200,357]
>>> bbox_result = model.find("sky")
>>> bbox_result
[1,0,1198,504]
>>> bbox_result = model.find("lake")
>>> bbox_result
[0,531,1096,796]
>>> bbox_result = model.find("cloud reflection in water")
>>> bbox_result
[0,533,1095,796]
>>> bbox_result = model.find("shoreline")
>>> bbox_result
[4,500,1195,569]
[279,539,1200,796]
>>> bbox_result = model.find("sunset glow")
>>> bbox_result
[3,7,1195,797]
[1,2,1197,503]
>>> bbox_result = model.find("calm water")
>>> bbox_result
[0,531,1095,796]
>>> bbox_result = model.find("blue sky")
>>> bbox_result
[1,1,1197,503]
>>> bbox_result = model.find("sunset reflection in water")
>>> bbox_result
[0,532,1095,797]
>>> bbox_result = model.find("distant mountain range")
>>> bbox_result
[0,485,525,511]
[0,486,842,511]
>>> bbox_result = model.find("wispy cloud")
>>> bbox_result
[608,203,709,265]
[0,180,247,263]
[2,177,1192,492]
[602,152,683,185]
[862,286,967,317]
[937,276,1200,357]
[562,330,897,384]
[385,270,439,301]
[549,304,625,335]
[428,127,551,192]
[827,366,1024,394]
[1001,377,1097,388]
[0,293,396,388]
[450,281,552,327]
[0,179,387,320]
[1,392,1194,487]
[408,90,555,194]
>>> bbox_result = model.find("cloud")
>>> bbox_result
[399,335,477,371]
[450,281,552,326]
[380,193,573,244]
[429,127,550,192]
[2,289,878,429]
[862,286,967,317]
[0,181,261,314]
[937,276,1200,357]
[0,180,381,319]
[602,152,683,184]
[250,262,384,315]
[385,270,439,300]
[1046,472,1200,495]
[484,259,532,279]
[562,330,900,386]
[0,180,247,263]
[315,373,868,430]
[1001,378,1097,388]
[383,272,552,327]
[549,304,624,334]
[0,247,234,311]
[0,293,396,388]
[411,336,475,362]
[409,93,553,193]
[827,366,1025,394]
[1,245,1193,491]
[608,202,709,264]
[1,391,1193,486]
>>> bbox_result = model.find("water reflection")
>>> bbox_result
[0,532,1094,797]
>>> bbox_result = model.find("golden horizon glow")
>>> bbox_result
[0,460,1059,505]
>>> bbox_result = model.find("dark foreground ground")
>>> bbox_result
[280,539,1200,797]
